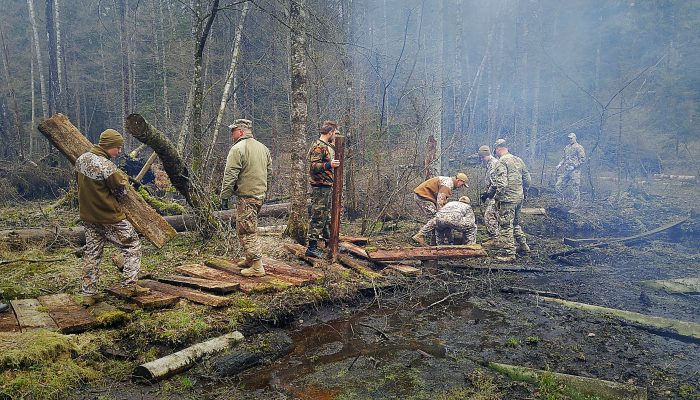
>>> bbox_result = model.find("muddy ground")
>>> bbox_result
[2,176,699,400]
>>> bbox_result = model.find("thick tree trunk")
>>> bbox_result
[26,0,48,119]
[0,29,25,159]
[118,0,130,135]
[45,0,59,114]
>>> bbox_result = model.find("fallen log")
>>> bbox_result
[539,297,700,342]
[641,277,700,294]
[134,331,244,382]
[213,331,294,376]
[339,241,370,259]
[368,244,487,262]
[500,286,559,298]
[336,254,382,279]
[488,362,647,400]
[37,113,177,248]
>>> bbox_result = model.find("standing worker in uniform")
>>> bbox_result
[555,132,586,208]
[305,121,341,258]
[411,173,468,246]
[221,119,273,277]
[478,145,500,242]
[490,139,532,261]
[76,129,148,302]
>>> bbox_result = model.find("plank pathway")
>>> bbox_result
[140,280,232,308]
[38,293,96,333]
[10,299,59,332]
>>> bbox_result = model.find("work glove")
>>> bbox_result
[480,192,489,203]
[220,198,229,210]
[566,165,575,172]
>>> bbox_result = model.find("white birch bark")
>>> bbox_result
[26,0,48,118]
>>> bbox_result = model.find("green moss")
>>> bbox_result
[435,369,501,399]
[137,186,185,215]
[506,336,520,348]
[0,356,99,400]
[526,336,541,344]
[0,330,73,369]
[95,310,129,326]
[122,305,212,346]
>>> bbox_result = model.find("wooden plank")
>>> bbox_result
[140,280,232,308]
[339,241,369,259]
[106,287,179,309]
[37,113,177,248]
[641,277,700,294]
[175,264,290,293]
[262,257,324,280]
[37,293,96,333]
[336,254,382,279]
[0,305,20,332]
[368,244,487,262]
[10,299,59,332]
[328,135,345,262]
[385,264,421,277]
[521,207,547,216]
[157,275,240,294]
[204,258,311,286]
[339,235,369,245]
[283,243,322,266]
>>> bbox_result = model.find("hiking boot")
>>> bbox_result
[305,240,324,258]
[241,259,265,277]
[482,238,500,248]
[232,257,251,268]
[0,303,9,313]
[122,285,151,297]
[494,255,516,263]
[517,243,531,255]
[411,233,427,247]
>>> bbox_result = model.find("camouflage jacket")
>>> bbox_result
[493,153,531,203]
[436,201,475,225]
[484,157,501,197]
[308,139,335,187]
[75,145,128,224]
[560,143,585,169]
[221,133,273,201]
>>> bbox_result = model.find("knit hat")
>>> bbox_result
[459,196,471,204]
[228,119,253,131]
[98,129,124,149]
[478,145,491,157]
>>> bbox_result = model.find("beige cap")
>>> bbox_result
[228,119,252,131]
[455,172,469,187]
[567,132,577,139]
[459,196,471,204]
[98,129,124,149]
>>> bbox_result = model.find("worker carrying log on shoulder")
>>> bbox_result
[75,129,149,304]
[411,173,468,245]
[414,196,477,246]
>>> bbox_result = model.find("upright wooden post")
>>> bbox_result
[328,135,345,262]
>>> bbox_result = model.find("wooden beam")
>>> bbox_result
[336,254,382,279]
[328,135,345,262]
[38,293,96,333]
[283,243,322,267]
[10,299,58,332]
[157,275,240,294]
[175,264,290,293]
[368,244,487,262]
[339,241,369,259]
[0,305,20,332]
[204,258,311,286]
[140,280,231,308]
[339,235,369,245]
[37,114,177,248]
[106,287,179,309]
[500,286,560,298]
[385,264,421,277]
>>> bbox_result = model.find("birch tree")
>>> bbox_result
[26,0,48,119]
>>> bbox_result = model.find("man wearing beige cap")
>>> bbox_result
[75,129,148,302]
[411,172,468,246]
[221,119,272,277]
[555,132,586,208]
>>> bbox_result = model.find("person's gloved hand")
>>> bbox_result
[566,165,575,171]
[128,176,142,190]
[523,189,529,202]
[480,192,489,203]
[220,198,229,210]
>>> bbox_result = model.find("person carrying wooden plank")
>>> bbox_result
[411,173,468,245]
[305,120,341,258]
[414,196,477,246]
[220,119,273,277]
[76,129,150,303]
[478,145,501,242]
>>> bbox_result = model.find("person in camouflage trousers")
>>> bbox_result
[221,119,273,277]
[419,196,477,245]
[411,173,468,246]
[305,120,341,258]
[75,129,148,302]
[489,139,532,261]
[478,145,500,241]
[555,132,586,208]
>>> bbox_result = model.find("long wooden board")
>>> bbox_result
[205,257,320,286]
[339,241,370,259]
[38,293,96,333]
[0,305,20,332]
[10,299,59,332]
[641,277,700,294]
[140,280,232,307]
[385,264,421,277]
[157,275,240,294]
[106,287,179,309]
[37,113,177,248]
[176,264,290,293]
[368,244,487,261]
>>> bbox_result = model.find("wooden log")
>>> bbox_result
[521,207,547,216]
[204,258,310,286]
[213,331,294,376]
[368,244,487,262]
[336,254,382,279]
[339,235,369,245]
[37,293,96,333]
[488,362,647,400]
[261,257,324,280]
[157,275,240,294]
[0,304,20,332]
[339,241,369,259]
[385,264,421,277]
[328,135,345,262]
[540,297,700,342]
[10,299,59,332]
[134,331,244,382]
[37,113,177,248]
[641,277,700,294]
[106,287,179,309]
[283,243,322,267]
[175,264,290,293]
[140,280,231,307]
[500,286,559,298]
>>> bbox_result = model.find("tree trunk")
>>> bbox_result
[53,0,66,113]
[118,0,130,135]
[27,0,48,119]
[45,0,59,115]
[285,0,310,244]
[0,29,25,159]
[341,0,358,218]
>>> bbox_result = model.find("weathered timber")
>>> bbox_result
[521,207,547,215]
[140,280,232,307]
[336,254,382,279]
[283,243,322,267]
[213,331,294,376]
[641,277,700,294]
[339,235,369,245]
[37,293,96,333]
[0,305,20,332]
[553,215,691,258]
[652,173,696,182]
[540,297,700,342]
[500,286,560,298]
[134,331,244,382]
[37,113,177,248]
[10,299,59,332]
[106,287,179,309]
[488,362,647,400]
[157,275,240,294]
[176,264,290,293]
[339,241,370,259]
[204,258,311,286]
[385,264,421,277]
[368,244,487,262]
[328,135,345,262]
[262,257,324,280]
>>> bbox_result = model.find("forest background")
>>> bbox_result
[0,0,698,230]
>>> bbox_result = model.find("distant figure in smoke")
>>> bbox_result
[417,196,477,245]
[555,132,586,208]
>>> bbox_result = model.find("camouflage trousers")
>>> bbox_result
[556,169,581,208]
[496,201,527,256]
[415,194,438,239]
[237,197,263,261]
[483,198,499,239]
[81,220,141,295]
[308,186,332,242]
[421,213,477,245]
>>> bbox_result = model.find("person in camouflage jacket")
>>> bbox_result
[305,120,341,258]
[478,145,500,241]
[555,132,586,208]
[418,196,477,245]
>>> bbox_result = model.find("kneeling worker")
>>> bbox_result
[412,173,468,245]
[415,196,477,246]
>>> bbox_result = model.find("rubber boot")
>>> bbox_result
[411,232,427,246]
[305,240,324,258]
[241,259,265,277]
